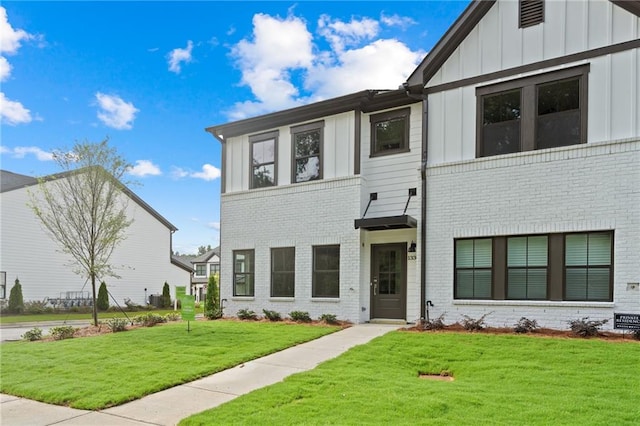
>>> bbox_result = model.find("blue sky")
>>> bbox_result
[1,1,470,255]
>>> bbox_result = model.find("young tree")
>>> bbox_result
[97,281,109,311]
[162,282,171,308]
[8,277,24,314]
[28,139,134,326]
[204,273,221,319]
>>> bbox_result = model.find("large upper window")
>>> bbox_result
[454,231,612,302]
[250,131,278,189]
[312,245,340,298]
[292,121,323,183]
[271,247,295,297]
[370,108,410,157]
[195,264,206,276]
[477,65,588,158]
[233,250,255,297]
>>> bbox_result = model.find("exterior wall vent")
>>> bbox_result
[519,0,544,28]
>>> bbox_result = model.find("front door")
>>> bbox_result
[371,243,406,320]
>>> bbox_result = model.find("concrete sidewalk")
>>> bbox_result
[0,323,400,426]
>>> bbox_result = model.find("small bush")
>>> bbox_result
[23,300,50,315]
[633,329,640,341]
[49,326,76,340]
[237,309,258,320]
[569,317,609,337]
[165,312,181,322]
[422,314,446,331]
[22,327,43,341]
[460,313,490,331]
[319,313,338,324]
[195,301,201,309]
[289,311,311,323]
[133,312,166,327]
[105,317,128,332]
[263,309,282,321]
[513,317,539,334]
[97,282,109,311]
[8,278,24,314]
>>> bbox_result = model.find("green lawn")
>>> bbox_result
[0,320,339,409]
[0,308,197,324]
[181,331,640,425]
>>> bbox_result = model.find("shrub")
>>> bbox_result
[105,317,128,332]
[97,282,109,311]
[8,278,24,314]
[23,300,50,315]
[422,314,446,331]
[460,313,490,331]
[133,312,166,327]
[319,313,338,324]
[289,311,311,323]
[22,327,43,341]
[204,274,222,319]
[165,312,180,321]
[237,309,258,320]
[633,329,640,341]
[263,309,282,321]
[569,317,609,337]
[513,317,539,334]
[49,326,76,340]
[162,282,171,308]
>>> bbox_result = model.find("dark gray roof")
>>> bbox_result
[192,247,220,264]
[1,170,38,192]
[171,255,194,272]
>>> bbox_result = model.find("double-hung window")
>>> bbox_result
[370,108,410,157]
[233,250,255,297]
[292,121,323,183]
[565,232,613,301]
[312,245,340,298]
[209,264,220,275]
[250,131,278,189]
[455,238,492,299]
[195,264,206,277]
[507,236,548,299]
[271,247,295,297]
[477,65,588,157]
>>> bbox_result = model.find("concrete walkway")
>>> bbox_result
[0,323,400,426]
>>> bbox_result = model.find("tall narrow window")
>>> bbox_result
[292,121,323,183]
[481,90,521,156]
[233,250,255,297]
[565,232,612,301]
[250,131,277,189]
[455,239,492,299]
[507,236,548,299]
[271,247,295,297]
[536,78,581,149]
[0,271,6,299]
[313,245,340,298]
[370,108,410,157]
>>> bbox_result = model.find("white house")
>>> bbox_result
[0,170,192,307]
[207,0,639,329]
[190,247,220,302]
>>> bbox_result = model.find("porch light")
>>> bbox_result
[408,241,416,253]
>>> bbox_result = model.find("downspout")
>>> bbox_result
[403,83,428,320]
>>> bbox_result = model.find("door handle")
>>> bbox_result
[372,278,378,295]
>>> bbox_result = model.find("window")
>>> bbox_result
[477,65,588,158]
[454,231,613,302]
[455,239,492,299]
[233,250,255,297]
[250,131,278,189]
[0,272,5,299]
[370,108,410,157]
[195,264,206,276]
[519,0,544,28]
[271,247,295,297]
[292,121,323,183]
[507,236,548,299]
[209,264,220,275]
[565,232,612,301]
[313,245,340,298]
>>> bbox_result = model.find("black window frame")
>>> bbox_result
[195,264,206,277]
[506,235,549,300]
[233,249,255,297]
[271,247,295,298]
[249,130,278,189]
[476,64,589,158]
[291,121,324,184]
[209,264,220,275]
[312,245,340,298]
[454,238,493,299]
[564,231,614,302]
[369,107,411,157]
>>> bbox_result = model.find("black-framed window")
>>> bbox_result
[271,247,295,297]
[292,121,323,183]
[233,250,255,297]
[507,236,548,300]
[455,238,492,299]
[250,131,278,189]
[312,245,339,298]
[477,65,588,158]
[210,264,220,275]
[0,271,6,299]
[565,232,612,301]
[195,264,206,276]
[370,107,410,157]
[454,231,613,302]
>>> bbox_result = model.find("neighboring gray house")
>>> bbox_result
[207,0,639,329]
[190,247,220,302]
[1,169,192,306]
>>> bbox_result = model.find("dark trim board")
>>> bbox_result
[354,215,418,231]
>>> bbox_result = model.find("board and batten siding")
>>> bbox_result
[223,111,356,193]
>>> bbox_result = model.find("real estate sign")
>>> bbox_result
[613,313,640,330]
[181,295,196,321]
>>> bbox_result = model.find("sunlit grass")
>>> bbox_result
[0,308,198,324]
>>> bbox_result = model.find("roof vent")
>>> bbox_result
[519,0,544,28]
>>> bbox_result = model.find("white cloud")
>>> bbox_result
[0,56,11,82]
[171,164,221,181]
[167,40,193,74]
[0,92,32,125]
[207,222,220,231]
[1,145,53,161]
[380,13,417,30]
[128,160,161,177]
[95,92,139,130]
[317,15,379,52]
[0,7,35,55]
